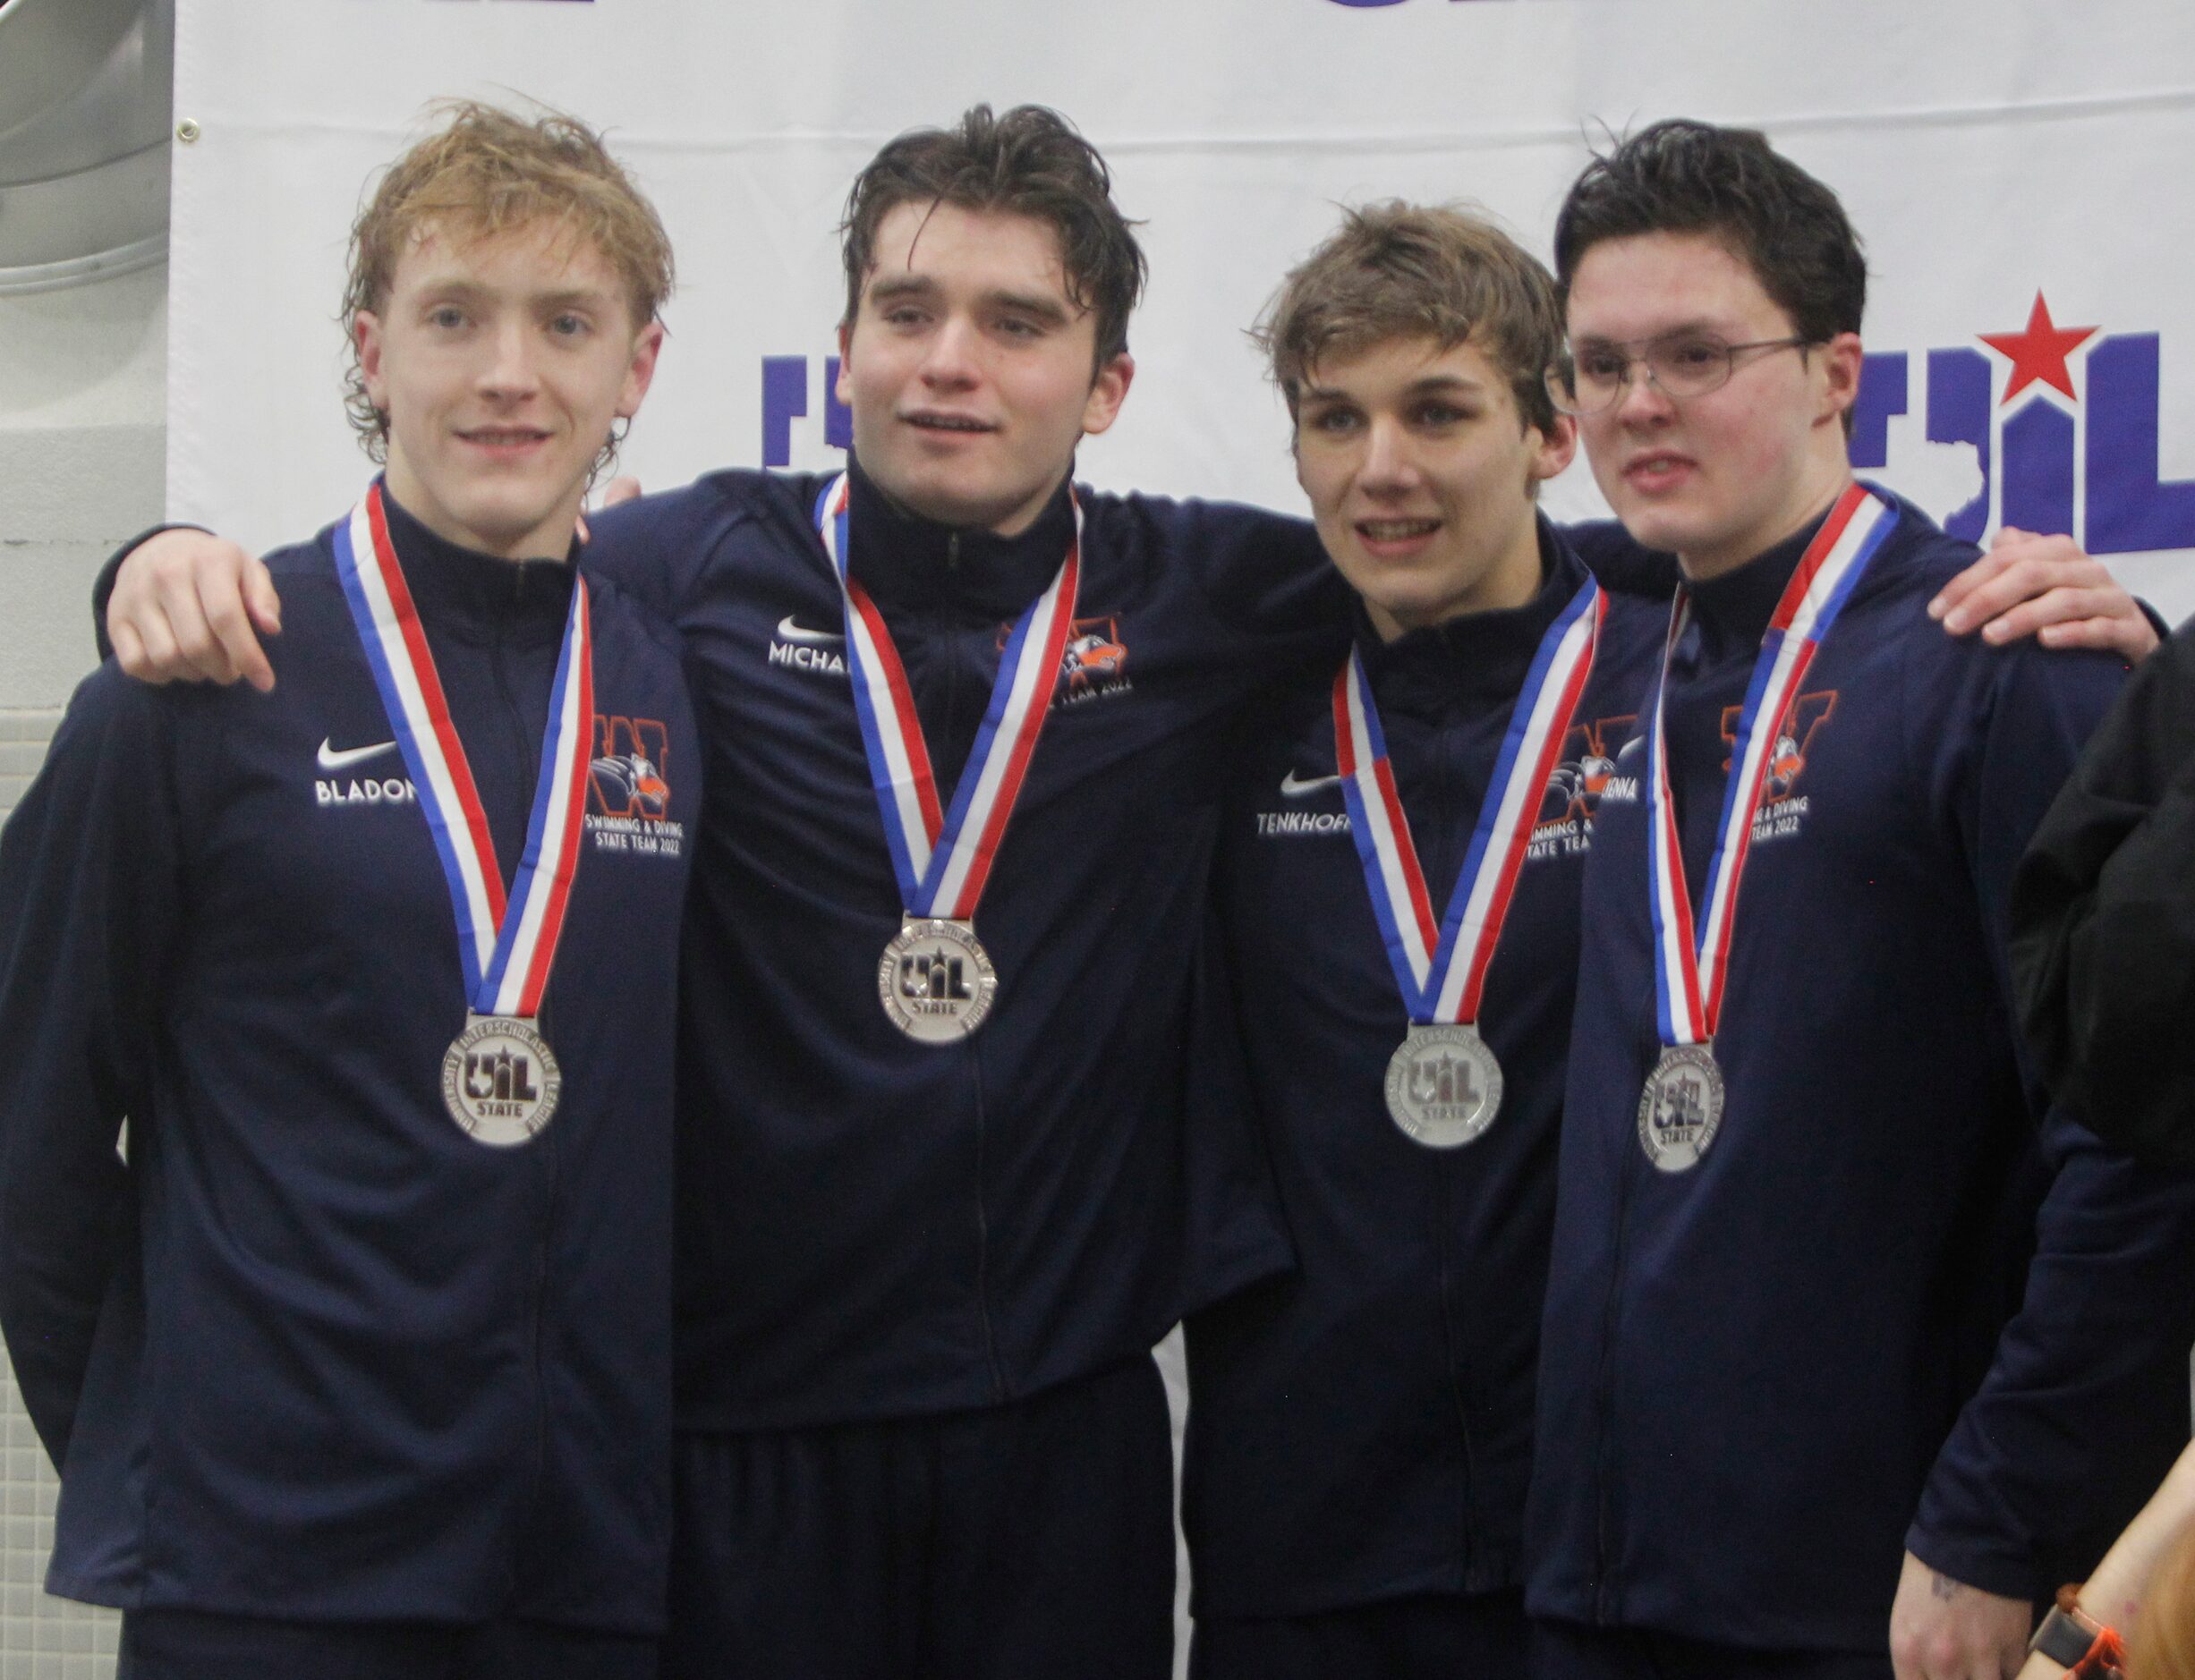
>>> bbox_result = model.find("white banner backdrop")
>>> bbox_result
[168,0,2195,616]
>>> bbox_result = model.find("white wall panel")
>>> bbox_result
[164,0,2195,615]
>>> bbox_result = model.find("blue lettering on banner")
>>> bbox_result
[1851,297,2195,555]
[761,354,853,468]
[753,303,2194,556]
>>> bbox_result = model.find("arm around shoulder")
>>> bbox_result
[582,471,788,633]
[99,526,283,691]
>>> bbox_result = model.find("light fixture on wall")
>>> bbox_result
[0,0,172,294]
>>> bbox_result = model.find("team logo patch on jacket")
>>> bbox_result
[1536,719,1641,860]
[1720,690,1836,844]
[1052,616,1132,706]
[991,613,1133,708]
[1527,713,1641,858]
[587,716,685,859]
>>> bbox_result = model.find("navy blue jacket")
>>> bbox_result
[0,496,698,1631]
[583,459,1342,1430]
[1183,526,1667,1620]
[1527,492,2195,1650]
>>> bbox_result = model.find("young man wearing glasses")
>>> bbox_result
[1524,119,2195,1680]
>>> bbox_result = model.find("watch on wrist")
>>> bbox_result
[2029,1599,2107,1668]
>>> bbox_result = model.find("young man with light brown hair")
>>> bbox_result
[0,101,695,1679]
[1179,199,1671,1679]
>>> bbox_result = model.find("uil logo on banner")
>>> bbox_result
[761,355,852,467]
[1853,293,2195,556]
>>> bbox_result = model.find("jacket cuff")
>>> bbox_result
[1904,1518,2046,1606]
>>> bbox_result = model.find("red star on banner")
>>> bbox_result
[1979,293,2097,405]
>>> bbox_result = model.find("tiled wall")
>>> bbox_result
[0,710,120,1678]
[0,714,63,820]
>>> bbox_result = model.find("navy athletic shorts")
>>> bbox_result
[664,1353,1175,1680]
[118,1608,656,1680]
[1192,1588,1529,1679]
[1532,1618,1894,1680]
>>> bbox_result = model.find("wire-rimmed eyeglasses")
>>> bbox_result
[1547,334,1817,416]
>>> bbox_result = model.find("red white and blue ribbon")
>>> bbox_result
[1335,579,1604,1024]
[333,481,595,1018]
[1646,484,1900,1048]
[814,472,1080,920]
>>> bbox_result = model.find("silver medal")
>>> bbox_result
[878,918,999,1043]
[1384,1023,1503,1149]
[441,1013,561,1147]
[1636,1042,1724,1172]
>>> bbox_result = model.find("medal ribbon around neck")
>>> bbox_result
[333,482,595,1017]
[1334,578,1604,1025]
[814,472,1081,921]
[1646,483,1901,1048]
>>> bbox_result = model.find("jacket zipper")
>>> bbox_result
[490,624,556,1575]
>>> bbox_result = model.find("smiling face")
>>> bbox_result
[356,217,662,561]
[835,200,1132,537]
[1293,335,1574,641]
[1564,230,1860,580]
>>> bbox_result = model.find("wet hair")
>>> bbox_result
[839,103,1147,370]
[1552,118,1867,343]
[1255,199,1563,435]
[340,99,675,462]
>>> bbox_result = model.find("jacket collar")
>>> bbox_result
[378,484,575,649]
[1355,516,1593,718]
[841,452,1080,622]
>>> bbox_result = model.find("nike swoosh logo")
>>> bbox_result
[317,738,398,772]
[776,615,844,646]
[1280,769,1344,798]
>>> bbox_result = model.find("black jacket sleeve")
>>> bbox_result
[0,667,183,1466]
[1557,520,1680,600]
[2012,619,2195,1167]
[1915,638,2195,1595]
